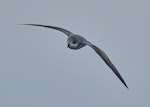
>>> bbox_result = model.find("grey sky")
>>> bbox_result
[0,0,150,107]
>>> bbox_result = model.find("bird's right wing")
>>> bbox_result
[20,24,73,37]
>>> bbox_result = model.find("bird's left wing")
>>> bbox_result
[85,42,128,88]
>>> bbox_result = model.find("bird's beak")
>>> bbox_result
[67,44,70,48]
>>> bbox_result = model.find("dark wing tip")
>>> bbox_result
[121,79,128,89]
[124,82,129,89]
[19,24,73,36]
[18,24,46,26]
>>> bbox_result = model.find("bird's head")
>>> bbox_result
[67,40,78,49]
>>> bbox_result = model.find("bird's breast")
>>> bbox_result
[68,43,86,50]
[68,43,79,50]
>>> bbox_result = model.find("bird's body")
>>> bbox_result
[67,35,88,49]
[21,24,128,89]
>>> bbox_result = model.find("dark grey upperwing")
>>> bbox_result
[88,44,128,88]
[20,24,73,36]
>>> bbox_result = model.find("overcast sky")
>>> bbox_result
[0,0,150,107]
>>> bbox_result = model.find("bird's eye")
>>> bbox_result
[72,41,76,44]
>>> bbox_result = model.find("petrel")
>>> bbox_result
[21,24,128,88]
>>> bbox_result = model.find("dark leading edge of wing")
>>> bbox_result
[20,24,73,36]
[89,44,128,89]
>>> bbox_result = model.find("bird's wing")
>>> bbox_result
[20,24,73,37]
[85,42,128,88]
